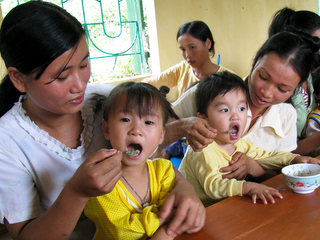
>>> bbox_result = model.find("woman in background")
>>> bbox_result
[143,20,234,102]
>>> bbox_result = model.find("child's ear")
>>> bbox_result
[102,119,110,140]
[158,127,166,145]
[7,67,28,93]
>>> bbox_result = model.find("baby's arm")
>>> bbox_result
[242,182,283,204]
[151,225,173,240]
[149,205,175,240]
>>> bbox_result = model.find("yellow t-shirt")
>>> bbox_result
[179,139,298,207]
[84,159,175,240]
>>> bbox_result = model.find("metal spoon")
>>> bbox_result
[217,130,237,134]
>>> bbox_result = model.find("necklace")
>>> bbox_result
[122,163,150,208]
[251,114,262,121]
[149,145,159,158]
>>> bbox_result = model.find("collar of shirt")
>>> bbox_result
[245,105,286,138]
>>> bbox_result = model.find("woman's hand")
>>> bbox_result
[161,117,215,153]
[67,149,122,198]
[220,152,259,180]
[220,152,278,182]
[291,155,320,165]
[158,169,205,237]
[181,117,216,152]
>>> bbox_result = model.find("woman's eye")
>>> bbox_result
[259,73,267,80]
[56,76,68,81]
[80,64,88,69]
[278,88,287,93]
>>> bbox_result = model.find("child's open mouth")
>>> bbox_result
[230,126,238,135]
[229,125,240,140]
[125,143,142,156]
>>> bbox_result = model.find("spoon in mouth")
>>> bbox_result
[124,149,141,156]
[217,129,237,134]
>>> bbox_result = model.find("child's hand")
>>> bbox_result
[151,224,174,240]
[243,182,283,204]
[157,207,176,227]
[291,155,320,165]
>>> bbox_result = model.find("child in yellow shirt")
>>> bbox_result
[85,82,179,239]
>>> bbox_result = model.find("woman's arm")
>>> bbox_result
[6,184,90,240]
[6,149,122,240]
[294,132,320,155]
[291,155,320,165]
[158,167,205,237]
[142,63,181,89]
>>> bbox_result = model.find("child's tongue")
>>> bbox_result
[127,143,142,153]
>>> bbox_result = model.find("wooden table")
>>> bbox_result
[175,174,320,240]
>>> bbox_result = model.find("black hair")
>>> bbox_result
[195,71,248,117]
[252,30,320,86]
[312,68,320,104]
[176,21,215,57]
[0,1,86,117]
[269,7,320,37]
[98,82,179,126]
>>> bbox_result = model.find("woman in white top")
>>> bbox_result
[164,30,320,180]
[0,2,204,239]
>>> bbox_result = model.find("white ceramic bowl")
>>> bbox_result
[281,163,320,194]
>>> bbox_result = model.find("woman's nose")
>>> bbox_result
[260,83,274,99]
[71,71,87,93]
[185,49,192,59]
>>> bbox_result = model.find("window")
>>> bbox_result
[1,0,155,82]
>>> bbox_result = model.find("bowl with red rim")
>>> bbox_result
[281,163,320,194]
